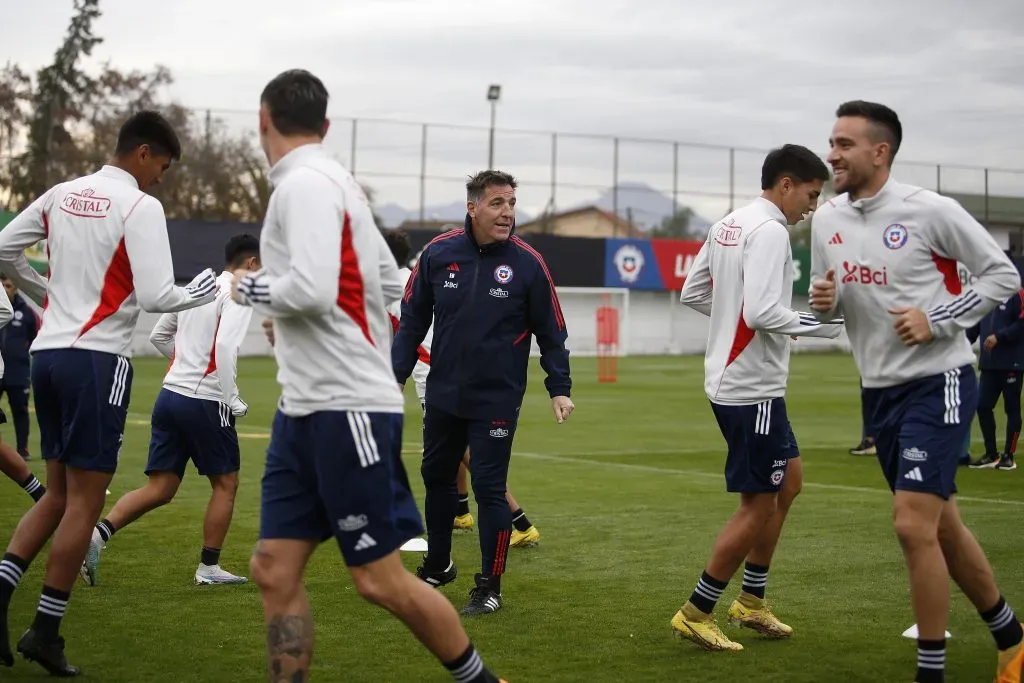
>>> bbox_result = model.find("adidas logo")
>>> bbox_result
[904,467,924,482]
[828,233,843,245]
[447,262,460,271]
[354,533,377,551]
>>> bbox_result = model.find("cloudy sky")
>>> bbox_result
[2,0,1023,220]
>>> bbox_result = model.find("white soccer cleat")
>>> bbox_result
[194,564,248,585]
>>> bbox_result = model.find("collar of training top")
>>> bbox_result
[269,143,326,187]
[462,213,516,252]
[753,196,788,225]
[98,165,140,189]
[847,175,898,213]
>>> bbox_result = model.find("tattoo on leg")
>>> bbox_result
[266,612,313,683]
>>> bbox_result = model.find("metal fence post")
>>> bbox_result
[728,147,735,213]
[672,142,679,216]
[550,133,558,215]
[936,164,942,194]
[419,123,427,226]
[350,119,358,175]
[612,137,620,231]
[984,167,990,223]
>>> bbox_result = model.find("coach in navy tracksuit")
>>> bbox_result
[0,275,37,459]
[392,170,573,616]
[967,289,1024,470]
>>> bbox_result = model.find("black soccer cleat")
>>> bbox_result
[461,574,502,616]
[996,454,1017,471]
[17,628,80,677]
[416,558,457,588]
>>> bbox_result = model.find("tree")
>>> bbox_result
[649,207,696,239]
[0,62,32,209]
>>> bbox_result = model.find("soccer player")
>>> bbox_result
[809,100,1024,683]
[0,275,39,460]
[966,290,1024,470]
[674,144,841,651]
[0,110,218,675]
[232,69,506,683]
[392,170,573,616]
[0,289,43,502]
[382,229,540,546]
[80,234,261,589]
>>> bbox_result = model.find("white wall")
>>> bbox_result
[120,288,847,359]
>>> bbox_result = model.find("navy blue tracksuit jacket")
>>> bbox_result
[0,293,39,386]
[392,219,571,421]
[967,290,1024,371]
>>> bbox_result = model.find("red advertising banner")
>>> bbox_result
[649,239,704,290]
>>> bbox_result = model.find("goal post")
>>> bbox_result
[551,286,631,362]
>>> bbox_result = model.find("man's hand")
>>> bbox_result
[889,306,933,346]
[262,317,275,347]
[809,268,837,313]
[228,396,249,418]
[551,395,574,424]
[985,333,999,351]
[231,269,250,304]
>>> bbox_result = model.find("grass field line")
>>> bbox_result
[510,451,1024,508]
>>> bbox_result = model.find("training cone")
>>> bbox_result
[902,624,951,639]
[400,537,429,553]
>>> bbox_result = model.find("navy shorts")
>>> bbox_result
[32,348,132,473]
[259,410,424,567]
[862,365,978,500]
[145,388,240,479]
[711,397,799,494]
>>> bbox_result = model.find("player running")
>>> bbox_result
[810,100,1024,683]
[0,111,218,676]
[80,234,261,588]
[675,144,841,651]
[232,69,506,683]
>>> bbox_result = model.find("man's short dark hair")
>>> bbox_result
[225,233,260,268]
[382,229,411,266]
[835,100,903,163]
[761,144,831,190]
[466,170,517,203]
[260,69,329,137]
[115,110,181,160]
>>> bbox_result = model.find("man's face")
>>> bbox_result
[779,178,825,225]
[468,184,516,244]
[827,116,887,196]
[1,280,14,301]
[135,145,173,190]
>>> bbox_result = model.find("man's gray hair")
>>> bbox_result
[466,170,517,203]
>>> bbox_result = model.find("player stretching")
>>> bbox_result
[0,111,217,676]
[393,170,573,616]
[810,100,1024,683]
[675,144,840,651]
[81,234,261,588]
[382,229,541,547]
[232,69,506,683]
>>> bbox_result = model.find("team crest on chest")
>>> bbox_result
[883,224,909,250]
[494,264,514,284]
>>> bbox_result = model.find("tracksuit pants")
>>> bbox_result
[421,405,516,583]
[977,369,1023,456]
[0,382,30,453]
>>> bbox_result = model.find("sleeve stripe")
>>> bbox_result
[403,230,465,303]
[512,236,566,330]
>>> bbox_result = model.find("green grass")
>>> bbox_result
[1,352,1021,682]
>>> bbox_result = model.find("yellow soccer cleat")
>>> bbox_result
[671,608,743,652]
[996,631,1024,683]
[453,513,475,531]
[727,597,793,639]
[510,526,540,548]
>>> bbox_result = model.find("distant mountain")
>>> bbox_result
[378,201,533,228]
[582,181,714,236]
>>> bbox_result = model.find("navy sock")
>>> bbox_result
[201,547,220,567]
[981,596,1024,651]
[741,562,769,600]
[689,570,728,615]
[31,585,70,640]
[96,519,116,542]
[916,638,945,683]
[443,643,499,683]
[0,553,28,612]
[457,495,470,517]
[511,508,532,533]
[20,474,44,502]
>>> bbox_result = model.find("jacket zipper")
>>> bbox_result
[455,248,483,413]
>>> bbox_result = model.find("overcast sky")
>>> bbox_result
[2,0,1023,219]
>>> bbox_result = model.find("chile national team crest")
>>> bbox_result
[494,264,514,284]
[883,224,909,250]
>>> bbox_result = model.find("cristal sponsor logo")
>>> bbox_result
[489,427,509,438]
[337,514,369,532]
[901,447,928,462]
[60,189,111,218]
[489,287,508,298]
[842,261,888,286]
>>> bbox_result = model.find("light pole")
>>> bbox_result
[487,84,501,169]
